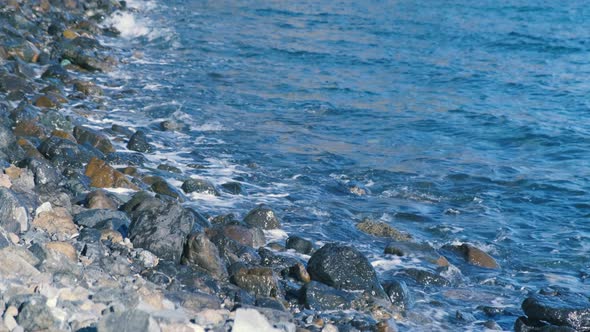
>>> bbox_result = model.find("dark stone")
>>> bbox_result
[127,130,153,153]
[443,243,499,269]
[384,278,414,310]
[356,218,412,241]
[41,64,71,82]
[522,291,590,330]
[38,136,96,169]
[128,201,195,262]
[307,243,387,298]
[243,205,280,230]
[181,178,219,196]
[258,247,299,271]
[221,181,245,195]
[0,74,33,93]
[151,179,184,202]
[230,265,281,298]
[105,151,148,166]
[209,233,261,265]
[60,37,117,72]
[165,290,221,311]
[157,164,182,173]
[255,297,287,311]
[514,316,576,332]
[110,124,134,137]
[73,125,115,154]
[401,268,451,287]
[286,236,313,255]
[181,232,227,278]
[300,281,357,311]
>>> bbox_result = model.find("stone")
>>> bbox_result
[221,181,244,195]
[0,187,29,233]
[97,310,160,332]
[0,246,40,279]
[38,136,93,169]
[34,95,59,108]
[16,299,58,331]
[522,291,590,330]
[73,125,115,154]
[221,225,257,247]
[137,250,159,268]
[100,229,123,243]
[181,178,219,196]
[157,164,182,173]
[286,236,313,255]
[45,241,77,262]
[384,279,414,310]
[181,232,227,278]
[73,209,130,234]
[356,218,412,241]
[384,241,449,267]
[243,205,280,230]
[301,281,357,311]
[307,243,387,298]
[86,190,118,210]
[105,151,148,166]
[230,266,281,298]
[0,174,11,188]
[41,64,71,82]
[127,130,154,153]
[290,263,311,283]
[60,37,117,72]
[233,308,282,332]
[128,202,195,262]
[13,121,47,138]
[85,157,138,189]
[18,158,62,187]
[460,244,499,269]
[33,207,78,239]
[51,130,76,141]
[151,179,184,202]
[401,268,451,287]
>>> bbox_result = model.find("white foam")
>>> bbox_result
[191,122,227,132]
[264,229,289,243]
[105,11,150,39]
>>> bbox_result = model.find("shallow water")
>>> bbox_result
[98,0,590,330]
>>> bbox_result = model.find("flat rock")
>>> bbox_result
[356,218,412,241]
[307,243,387,298]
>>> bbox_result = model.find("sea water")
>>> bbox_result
[96,0,590,330]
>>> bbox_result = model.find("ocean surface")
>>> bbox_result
[97,0,590,330]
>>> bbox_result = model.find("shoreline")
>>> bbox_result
[0,1,587,332]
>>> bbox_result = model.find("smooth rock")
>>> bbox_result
[73,125,115,154]
[307,243,387,298]
[384,279,414,310]
[181,178,219,196]
[286,236,313,255]
[221,181,244,195]
[97,309,160,332]
[243,205,280,230]
[151,179,184,202]
[181,232,227,278]
[85,157,138,189]
[522,291,590,330]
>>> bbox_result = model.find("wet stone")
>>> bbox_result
[16,298,58,331]
[97,309,159,332]
[151,179,184,202]
[41,64,70,82]
[400,268,451,287]
[181,178,219,196]
[301,281,357,311]
[127,130,154,153]
[384,278,414,310]
[286,236,313,255]
[221,181,245,195]
[243,205,281,230]
[73,125,115,154]
[307,243,387,298]
[521,291,590,330]
[230,266,281,298]
[356,218,412,241]
[85,157,138,189]
[181,232,228,278]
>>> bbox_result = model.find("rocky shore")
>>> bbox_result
[0,1,589,331]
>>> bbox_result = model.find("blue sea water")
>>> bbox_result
[101,0,590,329]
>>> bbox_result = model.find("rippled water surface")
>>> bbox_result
[101,0,590,329]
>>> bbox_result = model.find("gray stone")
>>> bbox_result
[127,130,154,153]
[301,281,357,311]
[181,232,227,278]
[230,266,281,298]
[522,291,590,330]
[16,298,58,331]
[285,236,313,255]
[97,309,160,332]
[181,178,219,196]
[73,125,115,154]
[0,188,29,233]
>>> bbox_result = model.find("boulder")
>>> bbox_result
[243,205,280,230]
[85,157,138,189]
[285,236,313,255]
[127,130,153,153]
[221,181,244,195]
[307,243,386,298]
[300,281,357,311]
[181,232,227,278]
[522,291,590,330]
[230,266,281,298]
[73,125,115,154]
[128,202,195,262]
[181,178,219,196]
